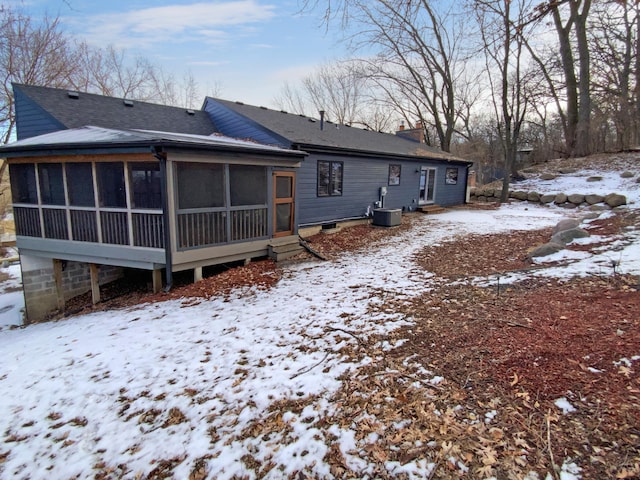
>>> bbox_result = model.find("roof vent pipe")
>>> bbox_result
[319,110,325,131]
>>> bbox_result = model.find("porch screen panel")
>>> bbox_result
[177,163,224,209]
[100,211,129,245]
[66,163,95,207]
[130,163,161,209]
[231,208,267,241]
[13,207,41,237]
[275,204,292,233]
[177,211,227,249]
[38,163,65,205]
[133,213,164,248]
[9,164,38,204]
[229,165,266,206]
[42,208,68,239]
[97,162,126,208]
[70,210,98,242]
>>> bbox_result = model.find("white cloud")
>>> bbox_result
[70,1,276,49]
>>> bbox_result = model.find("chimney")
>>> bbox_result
[398,121,405,131]
[319,110,325,131]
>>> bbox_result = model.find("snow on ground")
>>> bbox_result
[0,263,24,327]
[0,161,638,479]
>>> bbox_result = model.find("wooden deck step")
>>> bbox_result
[417,204,446,214]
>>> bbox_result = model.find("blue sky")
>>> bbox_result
[14,0,349,107]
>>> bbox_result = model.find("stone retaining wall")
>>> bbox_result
[470,187,627,209]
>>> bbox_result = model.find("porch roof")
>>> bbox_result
[0,126,307,160]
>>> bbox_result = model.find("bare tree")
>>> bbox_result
[589,1,639,151]
[274,60,395,131]
[474,0,533,202]
[302,0,473,151]
[0,8,77,144]
[524,0,592,157]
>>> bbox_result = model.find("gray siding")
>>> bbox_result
[203,100,289,147]
[14,87,66,140]
[298,153,468,226]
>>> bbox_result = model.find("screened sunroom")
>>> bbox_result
[0,127,305,321]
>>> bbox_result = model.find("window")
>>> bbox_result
[177,162,224,209]
[9,163,38,204]
[130,163,161,209]
[97,162,126,208]
[445,167,458,185]
[38,163,65,205]
[229,165,266,206]
[66,163,95,207]
[388,164,401,186]
[317,160,343,197]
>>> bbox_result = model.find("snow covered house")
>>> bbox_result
[1,85,305,322]
[1,84,470,322]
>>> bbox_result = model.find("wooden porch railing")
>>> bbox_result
[14,205,269,250]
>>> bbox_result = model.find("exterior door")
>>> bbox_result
[419,167,436,204]
[273,171,295,237]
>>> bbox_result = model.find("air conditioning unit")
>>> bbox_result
[372,208,402,227]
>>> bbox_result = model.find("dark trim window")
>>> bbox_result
[445,167,458,185]
[317,160,343,197]
[388,164,401,186]
[130,163,161,209]
[9,163,38,204]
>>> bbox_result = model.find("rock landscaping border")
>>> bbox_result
[470,187,627,209]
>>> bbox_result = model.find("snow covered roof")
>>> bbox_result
[0,125,306,158]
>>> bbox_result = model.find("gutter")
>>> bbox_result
[152,146,173,292]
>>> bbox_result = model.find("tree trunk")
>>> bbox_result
[553,7,578,157]
[573,0,592,157]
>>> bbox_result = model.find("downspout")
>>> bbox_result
[152,146,173,291]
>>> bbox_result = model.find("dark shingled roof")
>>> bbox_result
[14,84,217,136]
[209,98,467,163]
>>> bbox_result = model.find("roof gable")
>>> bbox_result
[204,97,465,162]
[13,84,217,139]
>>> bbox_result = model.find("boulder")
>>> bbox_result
[483,188,495,197]
[552,218,580,234]
[587,176,603,182]
[559,168,577,174]
[636,177,640,183]
[550,227,590,245]
[567,194,585,205]
[554,193,568,204]
[540,194,556,204]
[621,171,634,178]
[511,191,528,200]
[585,194,604,205]
[477,196,487,202]
[604,193,627,208]
[527,192,541,202]
[528,242,564,258]
[588,204,608,212]
[540,173,557,180]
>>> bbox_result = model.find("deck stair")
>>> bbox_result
[417,204,446,214]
